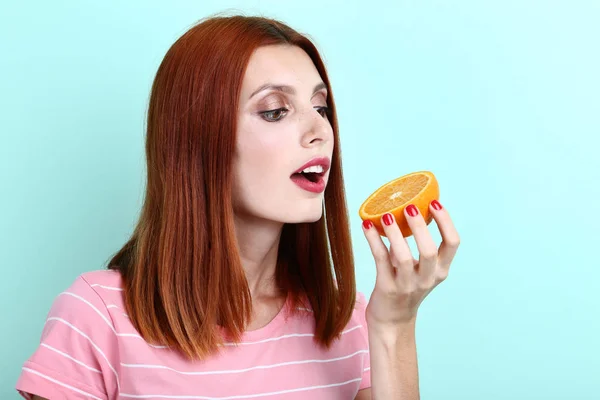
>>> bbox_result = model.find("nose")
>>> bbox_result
[300,108,333,148]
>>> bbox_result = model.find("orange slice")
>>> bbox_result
[359,171,439,237]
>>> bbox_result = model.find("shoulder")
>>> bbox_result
[16,270,124,398]
[79,269,124,293]
[76,269,125,308]
[61,269,123,302]
[59,269,123,295]
[43,270,125,334]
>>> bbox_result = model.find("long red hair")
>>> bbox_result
[107,14,356,360]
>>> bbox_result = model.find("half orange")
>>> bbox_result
[359,171,439,237]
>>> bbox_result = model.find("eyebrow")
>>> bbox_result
[249,82,327,99]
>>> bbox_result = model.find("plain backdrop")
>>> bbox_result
[2,0,599,398]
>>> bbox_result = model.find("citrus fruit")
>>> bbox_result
[358,171,439,238]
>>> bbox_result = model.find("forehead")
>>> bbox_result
[241,45,322,95]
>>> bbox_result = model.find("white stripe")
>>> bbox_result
[222,324,363,346]
[41,343,101,373]
[91,284,123,291]
[341,324,363,335]
[119,377,362,399]
[60,292,361,351]
[60,292,115,330]
[221,332,314,346]
[45,317,121,391]
[107,304,130,318]
[121,349,368,376]
[57,293,166,348]
[21,367,104,400]
[364,366,370,372]
[295,307,313,312]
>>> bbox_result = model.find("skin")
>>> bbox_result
[32,44,462,400]
[232,44,335,329]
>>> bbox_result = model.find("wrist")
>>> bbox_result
[368,320,417,348]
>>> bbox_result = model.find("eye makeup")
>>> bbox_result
[257,94,288,111]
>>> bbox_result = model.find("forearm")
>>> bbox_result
[368,321,420,400]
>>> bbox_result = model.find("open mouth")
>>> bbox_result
[291,171,324,183]
[290,157,330,193]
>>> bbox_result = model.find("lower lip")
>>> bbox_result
[290,174,326,193]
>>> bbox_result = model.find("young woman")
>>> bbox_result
[17,14,460,400]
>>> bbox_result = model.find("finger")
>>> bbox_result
[361,219,395,284]
[404,204,438,284]
[429,200,461,273]
[380,212,415,284]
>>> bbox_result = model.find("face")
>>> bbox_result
[232,44,334,224]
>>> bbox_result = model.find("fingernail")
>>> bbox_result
[382,213,394,226]
[362,220,373,229]
[431,200,443,211]
[406,204,419,217]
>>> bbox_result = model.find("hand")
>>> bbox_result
[362,200,460,329]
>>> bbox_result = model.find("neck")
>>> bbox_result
[233,213,284,300]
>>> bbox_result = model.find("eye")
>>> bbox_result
[315,106,330,118]
[260,108,288,122]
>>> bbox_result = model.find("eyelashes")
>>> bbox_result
[260,107,288,122]
[260,106,330,122]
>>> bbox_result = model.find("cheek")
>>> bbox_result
[238,120,289,164]
[235,126,291,188]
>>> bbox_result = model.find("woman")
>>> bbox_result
[17,14,460,399]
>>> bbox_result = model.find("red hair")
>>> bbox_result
[107,14,356,360]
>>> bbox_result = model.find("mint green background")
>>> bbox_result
[2,1,599,398]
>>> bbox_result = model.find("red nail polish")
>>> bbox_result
[382,213,394,226]
[406,205,418,217]
[362,220,373,229]
[431,200,442,211]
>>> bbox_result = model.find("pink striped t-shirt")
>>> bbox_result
[16,270,371,399]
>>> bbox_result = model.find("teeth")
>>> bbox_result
[301,165,324,174]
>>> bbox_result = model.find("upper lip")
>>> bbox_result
[292,156,331,175]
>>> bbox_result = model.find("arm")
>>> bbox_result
[354,323,418,400]
[368,322,419,399]
[360,201,460,399]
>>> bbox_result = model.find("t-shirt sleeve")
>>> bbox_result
[16,275,119,399]
[356,291,371,390]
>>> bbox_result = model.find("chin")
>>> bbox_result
[239,199,325,225]
[286,204,324,224]
[293,214,323,224]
